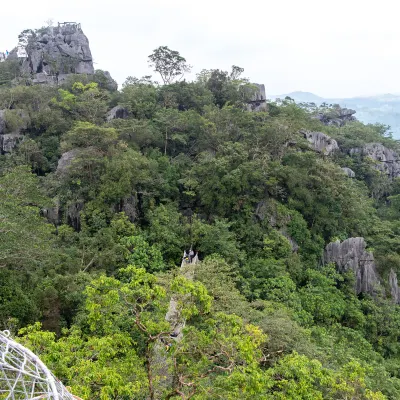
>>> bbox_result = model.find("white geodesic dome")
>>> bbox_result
[0,330,76,399]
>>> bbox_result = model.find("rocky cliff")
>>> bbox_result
[350,143,400,179]
[9,22,117,89]
[324,238,380,295]
[324,237,400,303]
[19,23,94,79]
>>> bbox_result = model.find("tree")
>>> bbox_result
[148,46,191,85]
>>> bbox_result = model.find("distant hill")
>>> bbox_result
[269,92,400,138]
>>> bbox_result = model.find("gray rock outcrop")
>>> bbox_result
[56,148,81,175]
[389,269,400,304]
[0,110,6,135]
[314,106,356,127]
[342,167,355,178]
[67,202,84,231]
[301,130,339,155]
[20,22,94,77]
[247,83,268,112]
[350,143,400,179]
[0,133,24,153]
[106,106,129,122]
[324,237,380,294]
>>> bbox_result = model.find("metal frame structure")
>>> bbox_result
[0,330,75,399]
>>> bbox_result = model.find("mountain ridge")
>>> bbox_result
[270,91,400,137]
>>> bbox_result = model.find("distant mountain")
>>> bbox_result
[269,92,400,139]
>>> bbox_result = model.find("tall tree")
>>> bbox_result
[148,46,191,85]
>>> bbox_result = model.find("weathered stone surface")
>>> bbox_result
[0,110,6,135]
[389,269,400,304]
[301,130,339,155]
[342,167,355,178]
[247,83,268,112]
[0,133,23,153]
[101,71,118,91]
[251,83,266,102]
[56,149,81,175]
[21,23,94,77]
[67,202,84,231]
[106,105,129,122]
[113,194,137,222]
[350,143,400,179]
[324,237,380,294]
[32,72,57,85]
[313,106,356,127]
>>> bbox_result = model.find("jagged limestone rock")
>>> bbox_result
[0,133,23,153]
[301,130,339,155]
[113,194,137,222]
[106,106,129,122]
[313,106,356,127]
[350,143,400,179]
[247,83,268,112]
[21,23,94,76]
[342,167,355,178]
[389,269,400,304]
[0,110,6,135]
[324,237,380,295]
[67,202,84,231]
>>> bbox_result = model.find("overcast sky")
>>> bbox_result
[1,0,399,98]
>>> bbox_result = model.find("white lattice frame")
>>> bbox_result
[0,330,75,399]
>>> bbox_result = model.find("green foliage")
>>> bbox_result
[148,46,191,84]
[3,50,400,399]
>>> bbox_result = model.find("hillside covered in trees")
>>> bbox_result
[3,23,400,400]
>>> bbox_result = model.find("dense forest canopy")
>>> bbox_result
[2,42,400,399]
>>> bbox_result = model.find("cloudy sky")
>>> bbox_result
[1,0,399,98]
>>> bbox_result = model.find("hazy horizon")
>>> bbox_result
[2,0,400,98]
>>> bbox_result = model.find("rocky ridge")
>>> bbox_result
[350,143,400,179]
[324,237,400,303]
[313,106,357,127]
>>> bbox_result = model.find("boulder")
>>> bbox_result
[350,143,400,179]
[342,167,355,178]
[301,130,339,155]
[324,237,380,295]
[106,105,129,122]
[56,149,81,175]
